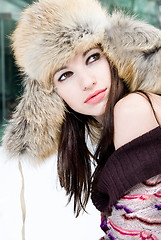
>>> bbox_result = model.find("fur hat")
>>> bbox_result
[104,11,161,93]
[2,0,161,161]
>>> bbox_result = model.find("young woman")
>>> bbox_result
[2,0,161,239]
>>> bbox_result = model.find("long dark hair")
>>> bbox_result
[57,109,96,216]
[92,64,129,192]
[57,60,128,217]
[94,66,128,169]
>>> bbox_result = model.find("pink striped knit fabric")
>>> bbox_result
[100,174,161,240]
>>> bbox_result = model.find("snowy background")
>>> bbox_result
[0,147,102,240]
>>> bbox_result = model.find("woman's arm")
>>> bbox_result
[113,92,159,150]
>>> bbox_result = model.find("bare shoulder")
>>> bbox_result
[114,92,159,150]
[114,92,153,115]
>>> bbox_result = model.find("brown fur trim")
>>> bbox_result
[3,0,108,160]
[104,11,161,93]
[3,78,65,161]
[11,0,108,88]
[3,0,161,160]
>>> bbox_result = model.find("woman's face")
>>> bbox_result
[53,48,111,122]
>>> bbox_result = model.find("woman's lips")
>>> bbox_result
[84,88,107,104]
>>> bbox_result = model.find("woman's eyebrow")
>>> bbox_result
[83,47,99,57]
[55,47,99,74]
[55,66,67,75]
[83,48,93,57]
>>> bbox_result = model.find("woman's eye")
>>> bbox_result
[86,53,100,65]
[58,71,73,81]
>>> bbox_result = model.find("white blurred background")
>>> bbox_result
[0,146,102,240]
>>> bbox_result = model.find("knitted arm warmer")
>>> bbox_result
[91,126,161,213]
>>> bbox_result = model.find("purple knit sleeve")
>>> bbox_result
[91,126,161,213]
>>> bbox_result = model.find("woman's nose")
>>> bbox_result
[81,70,96,91]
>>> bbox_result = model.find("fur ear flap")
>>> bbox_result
[105,11,161,93]
[2,77,65,161]
[108,11,161,51]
